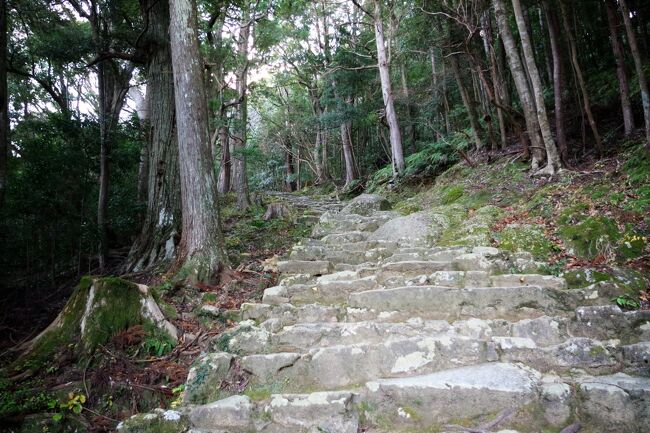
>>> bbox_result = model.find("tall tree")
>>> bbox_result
[231,4,253,210]
[449,53,485,150]
[542,1,568,163]
[0,0,8,209]
[169,0,226,281]
[559,0,602,155]
[354,0,404,175]
[605,0,635,137]
[511,0,562,174]
[493,0,544,171]
[619,0,650,148]
[126,0,181,271]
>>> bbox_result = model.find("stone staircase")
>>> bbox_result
[119,194,650,433]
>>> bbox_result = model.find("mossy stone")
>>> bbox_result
[561,269,611,289]
[118,409,188,433]
[495,223,555,260]
[558,216,621,260]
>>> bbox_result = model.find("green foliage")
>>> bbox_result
[441,185,464,204]
[0,114,141,283]
[611,294,640,310]
[622,144,650,213]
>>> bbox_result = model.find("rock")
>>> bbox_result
[340,194,391,216]
[540,378,572,427]
[262,286,289,305]
[189,395,253,430]
[200,304,220,318]
[578,373,650,432]
[263,391,359,433]
[622,341,650,369]
[118,409,187,433]
[349,285,569,321]
[277,260,332,276]
[490,274,567,289]
[369,212,437,245]
[241,353,301,378]
[511,316,566,346]
[184,353,234,404]
[366,363,541,425]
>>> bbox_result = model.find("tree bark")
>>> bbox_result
[619,0,650,148]
[493,0,544,169]
[217,124,231,194]
[605,0,635,136]
[449,54,485,150]
[341,97,356,186]
[481,12,508,149]
[370,0,404,175]
[170,0,226,282]
[511,0,562,174]
[284,147,296,192]
[400,62,417,151]
[0,0,8,210]
[542,1,568,163]
[126,0,181,272]
[559,0,603,155]
[232,5,252,210]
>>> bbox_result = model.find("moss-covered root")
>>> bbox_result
[10,277,178,373]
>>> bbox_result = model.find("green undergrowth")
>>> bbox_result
[220,193,312,265]
[370,141,649,293]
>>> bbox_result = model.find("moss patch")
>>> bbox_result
[495,224,555,260]
[558,216,621,260]
[561,269,611,289]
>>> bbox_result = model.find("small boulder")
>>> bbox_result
[340,194,391,216]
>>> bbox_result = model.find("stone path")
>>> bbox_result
[120,194,650,433]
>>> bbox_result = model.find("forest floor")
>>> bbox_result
[1,140,648,433]
[0,195,315,433]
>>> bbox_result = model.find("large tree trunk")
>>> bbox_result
[400,62,416,151]
[481,12,507,149]
[232,6,252,210]
[371,0,404,175]
[341,97,356,186]
[605,0,635,136]
[126,0,181,272]
[170,0,226,282]
[217,124,231,194]
[511,0,562,174]
[284,147,296,192]
[0,0,8,210]
[493,0,544,170]
[559,0,602,155]
[542,1,568,163]
[96,60,132,270]
[619,0,650,148]
[449,54,485,150]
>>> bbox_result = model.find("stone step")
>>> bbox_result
[348,285,583,321]
[262,275,379,305]
[364,363,541,428]
[276,260,332,276]
[577,373,650,432]
[193,333,634,403]
[312,212,399,238]
[187,391,359,433]
[189,335,494,397]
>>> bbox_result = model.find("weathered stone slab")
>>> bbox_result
[365,363,541,425]
[277,260,332,276]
